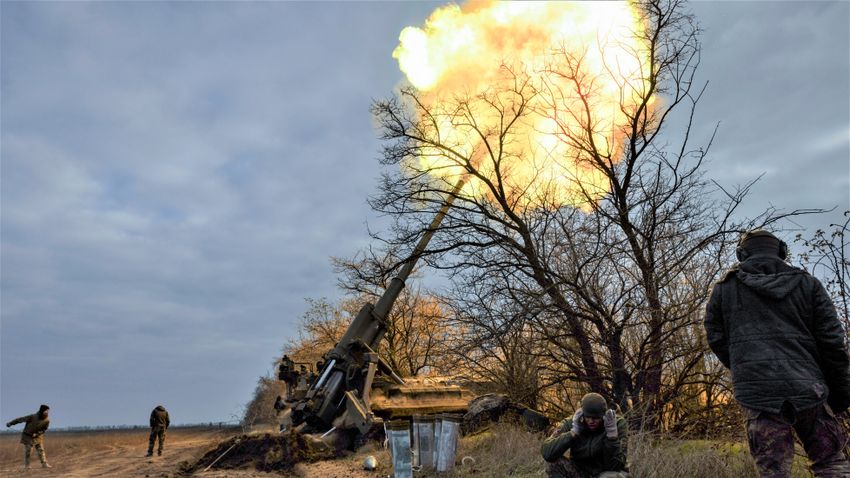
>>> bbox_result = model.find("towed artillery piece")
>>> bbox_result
[277,358,316,402]
[281,181,474,438]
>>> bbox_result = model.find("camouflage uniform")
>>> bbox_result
[746,404,848,478]
[147,405,170,456]
[278,356,296,397]
[6,410,50,468]
[704,231,850,478]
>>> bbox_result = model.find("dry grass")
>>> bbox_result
[342,423,542,478]
[0,427,233,466]
[0,424,822,477]
[418,423,545,478]
[359,424,818,478]
[628,433,814,478]
[0,428,146,464]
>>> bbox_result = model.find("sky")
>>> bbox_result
[1,1,848,428]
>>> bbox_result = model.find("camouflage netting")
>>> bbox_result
[181,431,337,474]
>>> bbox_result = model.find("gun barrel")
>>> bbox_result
[292,177,465,431]
[372,178,465,319]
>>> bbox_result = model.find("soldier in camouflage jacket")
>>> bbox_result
[6,404,52,469]
[147,405,170,457]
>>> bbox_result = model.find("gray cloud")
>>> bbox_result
[689,1,849,231]
[1,1,439,426]
[2,1,847,426]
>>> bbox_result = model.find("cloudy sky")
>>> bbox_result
[2,1,847,427]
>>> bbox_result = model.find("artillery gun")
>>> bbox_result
[284,180,473,437]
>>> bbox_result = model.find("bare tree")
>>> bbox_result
[242,376,287,427]
[369,0,815,429]
[441,272,547,407]
[331,250,453,377]
[283,297,350,367]
[283,250,453,378]
[796,211,850,334]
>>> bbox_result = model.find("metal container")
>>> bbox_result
[435,413,462,472]
[412,415,436,469]
[432,416,442,466]
[386,420,413,478]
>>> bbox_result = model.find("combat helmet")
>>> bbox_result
[580,392,607,418]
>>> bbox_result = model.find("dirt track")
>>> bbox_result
[0,428,384,478]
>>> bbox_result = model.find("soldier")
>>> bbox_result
[274,395,289,433]
[541,393,628,478]
[296,365,309,390]
[278,355,294,378]
[278,355,296,398]
[147,405,170,457]
[274,395,286,412]
[5,404,52,469]
[705,230,850,477]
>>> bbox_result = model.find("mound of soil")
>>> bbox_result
[181,431,337,474]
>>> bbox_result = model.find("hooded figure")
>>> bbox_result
[540,393,629,478]
[704,230,850,477]
[5,404,52,469]
[147,405,170,457]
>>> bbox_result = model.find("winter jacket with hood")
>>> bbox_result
[704,255,850,413]
[150,406,170,430]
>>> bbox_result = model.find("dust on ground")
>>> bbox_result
[0,427,388,477]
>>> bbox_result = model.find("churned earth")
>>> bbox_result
[0,427,385,478]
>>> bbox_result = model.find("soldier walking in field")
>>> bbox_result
[5,404,52,469]
[705,230,850,477]
[147,405,170,457]
[541,393,629,478]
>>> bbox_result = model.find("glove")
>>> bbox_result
[603,409,618,439]
[570,409,584,436]
[5,422,11,428]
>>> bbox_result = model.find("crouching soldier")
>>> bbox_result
[147,405,170,457]
[6,404,52,469]
[541,393,628,478]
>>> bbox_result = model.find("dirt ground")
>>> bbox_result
[2,422,796,478]
[0,427,386,478]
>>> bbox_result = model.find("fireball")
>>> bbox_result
[393,1,653,209]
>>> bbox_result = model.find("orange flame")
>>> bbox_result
[393,1,653,209]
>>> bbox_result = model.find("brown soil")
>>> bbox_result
[182,432,336,474]
[0,428,388,477]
